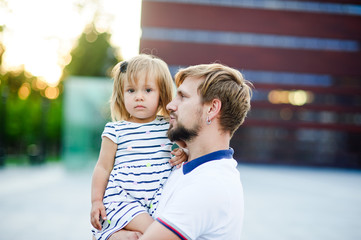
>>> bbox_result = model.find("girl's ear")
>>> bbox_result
[207,98,222,121]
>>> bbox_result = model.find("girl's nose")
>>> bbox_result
[135,91,144,101]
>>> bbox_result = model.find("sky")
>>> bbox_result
[0,0,142,86]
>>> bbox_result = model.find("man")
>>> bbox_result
[112,63,252,240]
[139,63,252,240]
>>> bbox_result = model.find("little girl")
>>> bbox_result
[90,54,186,240]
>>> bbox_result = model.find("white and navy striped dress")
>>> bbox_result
[93,116,173,240]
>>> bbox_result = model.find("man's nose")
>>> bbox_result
[166,99,176,112]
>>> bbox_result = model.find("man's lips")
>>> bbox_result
[169,114,177,122]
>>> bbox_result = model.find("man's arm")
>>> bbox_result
[139,220,182,240]
[109,221,181,240]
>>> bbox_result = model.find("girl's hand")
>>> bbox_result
[169,148,188,168]
[175,140,187,149]
[91,200,107,230]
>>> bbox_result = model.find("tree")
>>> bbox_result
[63,23,120,77]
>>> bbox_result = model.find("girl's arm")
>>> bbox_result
[90,136,117,230]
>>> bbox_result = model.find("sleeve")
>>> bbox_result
[101,122,118,143]
[156,179,229,239]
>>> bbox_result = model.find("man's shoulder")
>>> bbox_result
[186,160,241,188]
[192,158,239,178]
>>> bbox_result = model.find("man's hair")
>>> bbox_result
[175,63,252,136]
[110,54,174,121]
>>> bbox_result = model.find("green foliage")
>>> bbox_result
[0,41,62,161]
[6,90,41,143]
[64,23,120,77]
[0,21,120,165]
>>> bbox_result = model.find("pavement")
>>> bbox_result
[0,163,361,240]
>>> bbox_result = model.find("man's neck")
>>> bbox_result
[186,129,231,162]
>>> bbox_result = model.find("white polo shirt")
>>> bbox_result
[154,149,244,240]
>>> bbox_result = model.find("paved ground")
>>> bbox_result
[0,163,360,240]
[238,164,361,240]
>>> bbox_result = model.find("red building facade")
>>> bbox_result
[140,0,361,168]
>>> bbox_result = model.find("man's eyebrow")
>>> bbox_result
[177,89,186,95]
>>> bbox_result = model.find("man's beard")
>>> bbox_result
[167,122,200,142]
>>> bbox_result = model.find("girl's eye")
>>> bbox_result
[127,89,135,93]
[145,88,152,93]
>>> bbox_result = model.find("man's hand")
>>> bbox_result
[91,200,107,230]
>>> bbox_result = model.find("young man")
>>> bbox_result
[139,63,253,240]
[110,63,252,240]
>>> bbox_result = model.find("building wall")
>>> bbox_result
[140,0,361,168]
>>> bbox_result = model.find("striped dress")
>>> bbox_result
[92,116,173,240]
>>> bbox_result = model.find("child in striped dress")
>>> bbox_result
[90,54,186,240]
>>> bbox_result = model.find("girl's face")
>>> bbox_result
[123,75,160,123]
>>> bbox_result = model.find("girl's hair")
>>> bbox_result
[175,63,253,137]
[110,54,174,121]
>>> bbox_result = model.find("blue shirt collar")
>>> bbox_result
[183,148,234,175]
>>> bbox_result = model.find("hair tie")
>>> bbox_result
[120,61,128,73]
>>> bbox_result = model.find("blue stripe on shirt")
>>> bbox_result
[118,136,169,145]
[115,150,171,159]
[116,168,171,176]
[121,129,169,137]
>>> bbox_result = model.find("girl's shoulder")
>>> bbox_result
[102,121,124,142]
[104,120,131,130]
[105,117,168,130]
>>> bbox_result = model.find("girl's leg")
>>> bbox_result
[123,212,154,234]
[108,230,142,240]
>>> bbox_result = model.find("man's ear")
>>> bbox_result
[206,98,222,121]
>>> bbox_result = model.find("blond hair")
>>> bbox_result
[110,54,174,121]
[175,63,252,136]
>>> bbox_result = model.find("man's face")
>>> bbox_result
[166,77,204,142]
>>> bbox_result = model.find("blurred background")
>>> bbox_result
[1,0,361,239]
